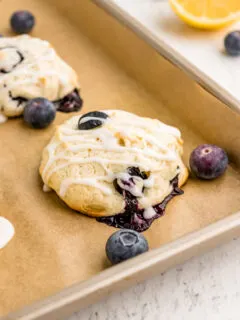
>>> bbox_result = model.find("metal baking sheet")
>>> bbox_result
[1,0,240,319]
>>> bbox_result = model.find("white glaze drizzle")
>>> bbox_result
[60,177,112,196]
[78,116,108,125]
[115,173,153,198]
[59,173,154,197]
[42,111,181,200]
[44,157,149,183]
[0,113,7,124]
[0,217,15,249]
[0,43,58,90]
[143,207,156,220]
[43,184,51,192]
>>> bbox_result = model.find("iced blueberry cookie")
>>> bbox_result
[0,35,82,119]
[40,110,188,232]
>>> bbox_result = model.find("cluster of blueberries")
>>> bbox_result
[106,143,228,265]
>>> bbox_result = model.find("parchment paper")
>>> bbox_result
[0,0,240,316]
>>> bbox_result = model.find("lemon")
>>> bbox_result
[169,0,240,30]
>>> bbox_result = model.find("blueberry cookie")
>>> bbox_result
[0,35,82,118]
[40,110,188,232]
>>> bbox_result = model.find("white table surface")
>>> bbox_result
[67,1,240,319]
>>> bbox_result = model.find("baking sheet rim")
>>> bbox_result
[96,0,240,116]
[3,1,240,319]
[6,210,240,320]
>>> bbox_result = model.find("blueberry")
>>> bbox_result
[106,229,149,264]
[98,175,183,232]
[224,31,240,56]
[57,89,83,113]
[23,98,56,129]
[98,179,182,233]
[80,111,108,120]
[190,144,228,180]
[78,111,108,130]
[113,167,148,197]
[10,10,35,34]
[127,167,149,179]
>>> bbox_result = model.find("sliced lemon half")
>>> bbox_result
[169,0,240,30]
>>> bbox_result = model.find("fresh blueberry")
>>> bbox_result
[57,89,83,113]
[78,111,108,130]
[10,10,35,34]
[106,229,149,264]
[224,31,240,56]
[190,144,228,180]
[23,98,56,129]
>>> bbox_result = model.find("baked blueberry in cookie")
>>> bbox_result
[39,110,188,232]
[78,111,109,130]
[98,172,183,232]
[56,89,83,113]
[0,35,83,119]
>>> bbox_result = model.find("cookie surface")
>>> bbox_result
[40,110,188,219]
[0,35,79,117]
